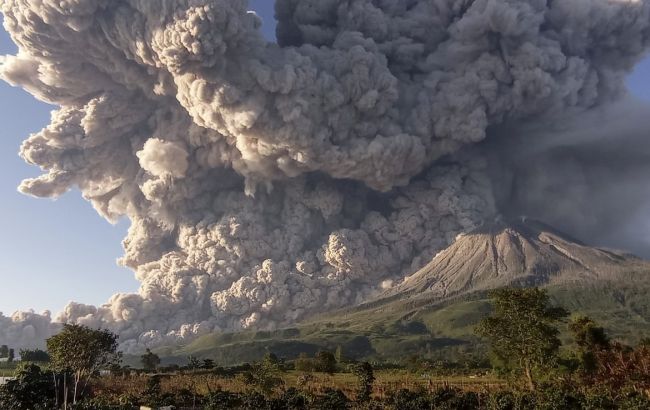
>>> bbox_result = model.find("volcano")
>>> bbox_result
[380,217,646,303]
[154,218,650,365]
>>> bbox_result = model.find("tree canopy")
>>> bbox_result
[476,287,568,390]
[141,348,161,372]
[47,324,120,405]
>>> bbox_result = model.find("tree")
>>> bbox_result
[186,355,201,370]
[141,348,161,372]
[202,358,216,370]
[47,324,121,407]
[7,349,14,363]
[262,352,281,372]
[569,316,610,377]
[476,288,568,391]
[335,345,345,363]
[0,345,8,359]
[19,349,50,363]
[314,350,337,374]
[350,361,375,403]
[588,341,650,391]
[295,353,315,372]
[239,359,284,395]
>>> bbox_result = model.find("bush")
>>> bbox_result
[314,351,337,374]
[277,388,307,410]
[0,363,55,410]
[240,391,267,409]
[315,388,349,410]
[294,353,315,372]
[616,390,650,410]
[204,389,242,409]
[430,387,480,410]
[389,389,431,410]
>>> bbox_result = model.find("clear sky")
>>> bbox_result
[0,1,648,315]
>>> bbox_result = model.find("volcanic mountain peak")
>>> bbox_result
[384,217,643,301]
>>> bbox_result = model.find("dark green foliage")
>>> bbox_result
[335,345,344,363]
[186,355,201,370]
[293,350,337,373]
[388,320,429,335]
[389,388,432,410]
[139,375,175,407]
[241,391,267,409]
[239,355,284,395]
[140,348,160,371]
[568,316,611,377]
[0,363,55,410]
[315,388,349,410]
[47,324,121,406]
[617,391,650,409]
[204,389,242,409]
[262,352,282,371]
[294,352,315,372]
[430,387,479,410]
[314,350,337,373]
[279,387,307,410]
[140,375,162,405]
[476,288,568,390]
[19,349,50,363]
[0,345,7,359]
[343,336,375,358]
[350,361,375,403]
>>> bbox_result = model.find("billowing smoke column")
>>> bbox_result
[1,0,649,351]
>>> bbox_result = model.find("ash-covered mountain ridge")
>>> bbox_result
[377,217,647,304]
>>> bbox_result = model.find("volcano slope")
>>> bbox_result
[154,219,650,365]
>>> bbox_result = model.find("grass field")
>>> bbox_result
[0,368,15,377]
[94,369,505,401]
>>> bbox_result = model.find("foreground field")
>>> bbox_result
[93,370,504,400]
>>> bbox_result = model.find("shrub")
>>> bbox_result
[204,389,242,409]
[315,388,349,410]
[0,363,55,410]
[430,387,480,410]
[278,387,307,410]
[294,353,315,372]
[389,388,431,410]
[240,391,267,409]
[314,351,337,374]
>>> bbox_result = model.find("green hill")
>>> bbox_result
[150,220,650,366]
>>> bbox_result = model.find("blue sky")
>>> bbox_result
[0,2,648,315]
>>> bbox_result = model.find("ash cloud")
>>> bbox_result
[0,0,649,351]
[488,98,650,258]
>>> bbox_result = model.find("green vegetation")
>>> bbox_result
[140,348,160,372]
[1,287,649,408]
[144,273,650,368]
[476,288,568,391]
[19,349,50,363]
[47,324,121,407]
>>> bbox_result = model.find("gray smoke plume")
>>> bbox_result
[0,0,649,351]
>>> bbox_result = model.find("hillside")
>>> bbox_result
[150,219,650,366]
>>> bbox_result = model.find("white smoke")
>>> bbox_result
[0,0,649,351]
